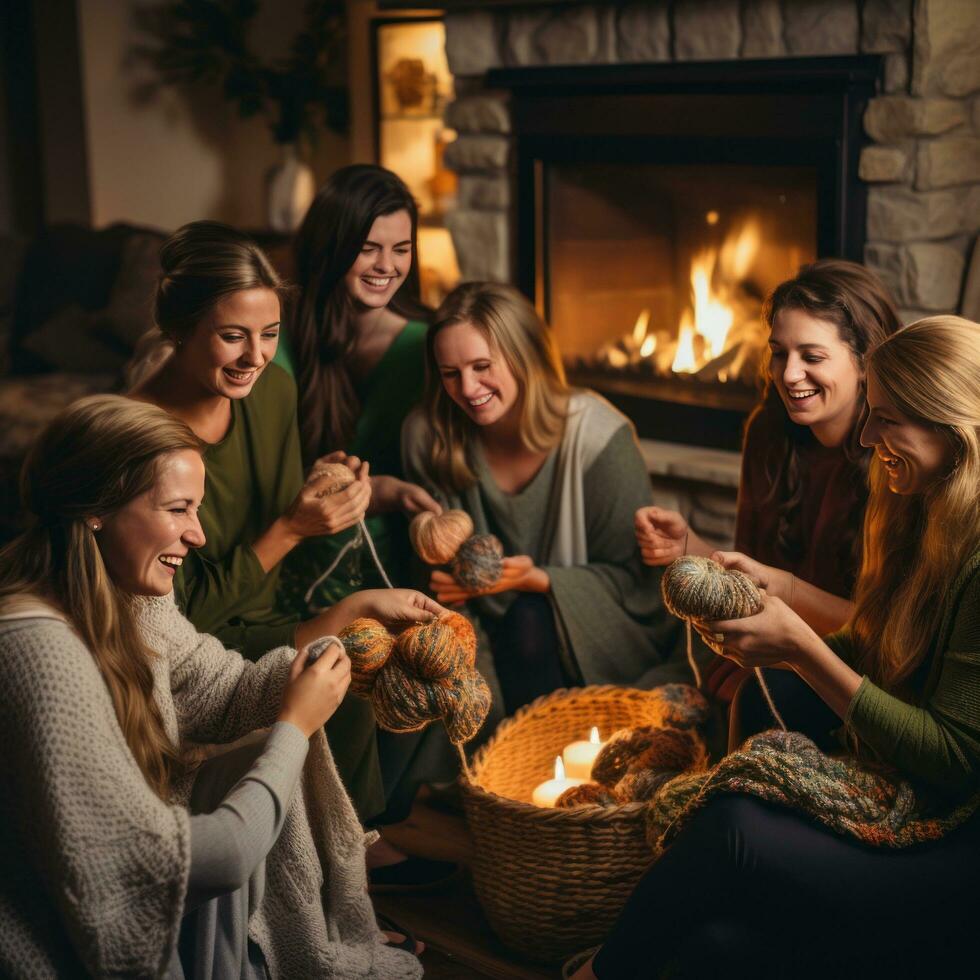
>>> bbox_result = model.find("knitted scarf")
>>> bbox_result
[645,728,980,856]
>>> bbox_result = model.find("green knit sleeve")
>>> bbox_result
[843,568,980,799]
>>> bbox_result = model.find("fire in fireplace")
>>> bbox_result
[494,58,879,449]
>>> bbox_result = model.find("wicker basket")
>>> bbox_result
[460,685,676,964]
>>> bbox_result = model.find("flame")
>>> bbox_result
[553,756,565,780]
[589,726,601,745]
[672,313,698,373]
[632,308,650,346]
[640,334,656,358]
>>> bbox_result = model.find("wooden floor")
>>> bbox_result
[372,790,561,980]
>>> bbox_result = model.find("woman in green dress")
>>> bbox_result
[276,164,440,616]
[129,221,445,831]
[277,165,455,884]
[402,282,684,720]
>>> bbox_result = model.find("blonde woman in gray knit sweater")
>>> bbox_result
[0,395,426,979]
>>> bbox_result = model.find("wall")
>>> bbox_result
[76,0,350,231]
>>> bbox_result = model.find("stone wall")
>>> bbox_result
[442,0,980,323]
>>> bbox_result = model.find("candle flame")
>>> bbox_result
[554,756,565,780]
[589,726,600,745]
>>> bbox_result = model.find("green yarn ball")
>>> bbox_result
[452,533,504,591]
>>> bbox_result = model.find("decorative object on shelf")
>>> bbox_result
[316,612,491,745]
[385,57,436,113]
[133,0,348,231]
[459,683,710,963]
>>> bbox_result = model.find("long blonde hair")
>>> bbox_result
[0,395,203,798]
[851,315,980,694]
[422,282,569,491]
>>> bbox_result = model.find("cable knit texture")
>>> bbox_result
[0,592,421,979]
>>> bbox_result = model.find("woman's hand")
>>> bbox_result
[710,551,794,605]
[697,594,816,670]
[277,638,351,737]
[701,655,751,704]
[634,506,689,565]
[429,555,550,606]
[349,588,447,626]
[368,475,442,518]
[284,464,371,539]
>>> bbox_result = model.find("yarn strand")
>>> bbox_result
[305,518,394,614]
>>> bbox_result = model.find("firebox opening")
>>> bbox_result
[545,161,818,427]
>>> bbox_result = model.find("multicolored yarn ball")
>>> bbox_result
[661,555,763,622]
[452,533,504,590]
[307,462,356,497]
[347,612,491,745]
[338,618,394,695]
[555,782,619,809]
[433,668,493,745]
[591,726,665,787]
[396,618,471,681]
[615,768,680,803]
[410,509,474,565]
[653,683,712,731]
[630,727,707,775]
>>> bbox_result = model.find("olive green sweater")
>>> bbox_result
[829,549,980,800]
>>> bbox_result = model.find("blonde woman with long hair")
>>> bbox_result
[402,282,682,720]
[0,396,422,978]
[567,316,980,980]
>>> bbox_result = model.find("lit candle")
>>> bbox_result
[531,756,586,808]
[562,726,604,780]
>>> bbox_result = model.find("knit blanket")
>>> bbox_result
[645,728,980,856]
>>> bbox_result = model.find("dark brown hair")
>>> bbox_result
[155,221,285,343]
[752,259,901,584]
[291,164,428,466]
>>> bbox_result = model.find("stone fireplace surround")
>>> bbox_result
[429,0,980,545]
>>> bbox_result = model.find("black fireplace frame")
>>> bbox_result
[488,56,882,450]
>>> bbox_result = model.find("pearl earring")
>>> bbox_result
[90,521,102,531]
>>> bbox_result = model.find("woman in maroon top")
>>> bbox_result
[636,260,901,699]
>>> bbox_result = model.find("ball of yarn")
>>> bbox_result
[372,659,440,734]
[653,683,713,731]
[307,462,355,497]
[437,611,478,669]
[630,727,706,775]
[592,726,663,787]
[661,555,763,622]
[433,669,492,745]
[452,533,504,590]
[395,618,471,682]
[338,618,394,695]
[555,782,619,809]
[614,768,679,803]
[410,509,474,565]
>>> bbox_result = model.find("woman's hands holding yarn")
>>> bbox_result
[429,555,550,606]
[710,551,794,606]
[368,475,442,518]
[278,638,351,737]
[635,506,689,565]
[285,460,371,538]
[349,587,447,627]
[696,594,816,670]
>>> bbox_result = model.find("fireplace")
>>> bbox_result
[491,57,880,449]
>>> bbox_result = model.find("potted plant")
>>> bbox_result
[134,0,348,231]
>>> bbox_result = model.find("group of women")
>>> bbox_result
[0,161,977,979]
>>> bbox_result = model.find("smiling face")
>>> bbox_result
[95,449,206,595]
[861,373,956,495]
[177,287,281,400]
[344,209,413,310]
[768,308,864,447]
[434,321,520,428]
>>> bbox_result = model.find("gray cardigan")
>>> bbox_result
[0,594,421,979]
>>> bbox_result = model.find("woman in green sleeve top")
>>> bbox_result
[568,314,980,980]
[276,164,440,618]
[129,221,445,827]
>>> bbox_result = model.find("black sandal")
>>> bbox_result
[376,913,423,958]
